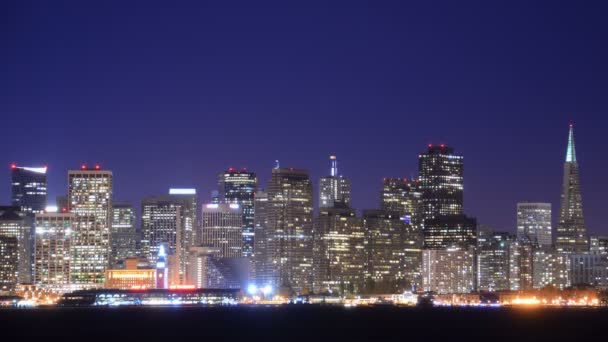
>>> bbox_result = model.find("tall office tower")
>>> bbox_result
[422,247,476,294]
[517,202,552,247]
[319,156,351,208]
[252,191,270,285]
[363,210,422,293]
[590,236,608,255]
[556,125,588,253]
[0,206,30,283]
[201,203,244,258]
[141,189,197,285]
[380,178,422,225]
[532,249,571,289]
[0,236,18,293]
[418,145,464,222]
[11,164,47,283]
[508,240,534,291]
[68,166,112,286]
[33,213,73,289]
[264,167,314,294]
[218,169,257,257]
[423,215,477,249]
[313,206,365,295]
[11,164,47,215]
[110,203,137,268]
[477,231,512,292]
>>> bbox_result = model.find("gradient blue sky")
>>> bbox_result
[2,1,608,233]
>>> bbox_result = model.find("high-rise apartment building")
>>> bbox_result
[556,125,588,253]
[517,202,552,247]
[68,166,113,286]
[218,169,257,257]
[0,236,18,293]
[319,156,351,208]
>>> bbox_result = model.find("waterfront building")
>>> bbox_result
[104,257,155,290]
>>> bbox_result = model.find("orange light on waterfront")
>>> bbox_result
[511,297,541,306]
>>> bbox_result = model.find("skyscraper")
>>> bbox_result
[517,202,552,247]
[11,164,47,215]
[422,247,476,294]
[477,231,512,292]
[201,203,244,258]
[68,166,113,286]
[313,205,365,295]
[110,203,137,268]
[380,178,421,225]
[262,167,314,294]
[0,206,30,284]
[218,169,257,257]
[363,210,421,293]
[0,236,18,294]
[418,145,464,221]
[34,213,73,289]
[10,164,48,283]
[319,156,351,208]
[423,215,477,249]
[252,191,270,285]
[556,124,588,253]
[141,189,197,285]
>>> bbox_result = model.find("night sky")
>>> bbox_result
[2,1,608,234]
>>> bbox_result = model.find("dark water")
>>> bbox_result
[0,305,606,340]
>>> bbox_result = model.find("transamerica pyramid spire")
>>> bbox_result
[556,123,588,253]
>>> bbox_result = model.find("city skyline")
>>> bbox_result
[3,2,608,237]
[0,125,599,237]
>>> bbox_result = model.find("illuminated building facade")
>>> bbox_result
[418,145,464,222]
[261,167,314,294]
[380,178,421,225]
[477,231,511,292]
[517,202,552,248]
[422,247,476,294]
[110,202,137,268]
[104,258,155,290]
[252,191,270,284]
[34,213,73,289]
[59,288,240,306]
[188,246,248,290]
[590,236,608,255]
[363,210,422,292]
[319,156,351,208]
[556,125,588,253]
[532,250,571,290]
[0,236,18,293]
[141,189,197,285]
[156,245,168,289]
[218,169,257,257]
[569,254,608,288]
[0,206,30,284]
[423,215,477,249]
[200,203,243,258]
[68,167,113,286]
[508,240,534,291]
[11,164,47,215]
[313,206,365,294]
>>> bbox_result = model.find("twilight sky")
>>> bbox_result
[1,1,608,233]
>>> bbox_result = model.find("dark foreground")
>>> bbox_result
[0,305,606,341]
